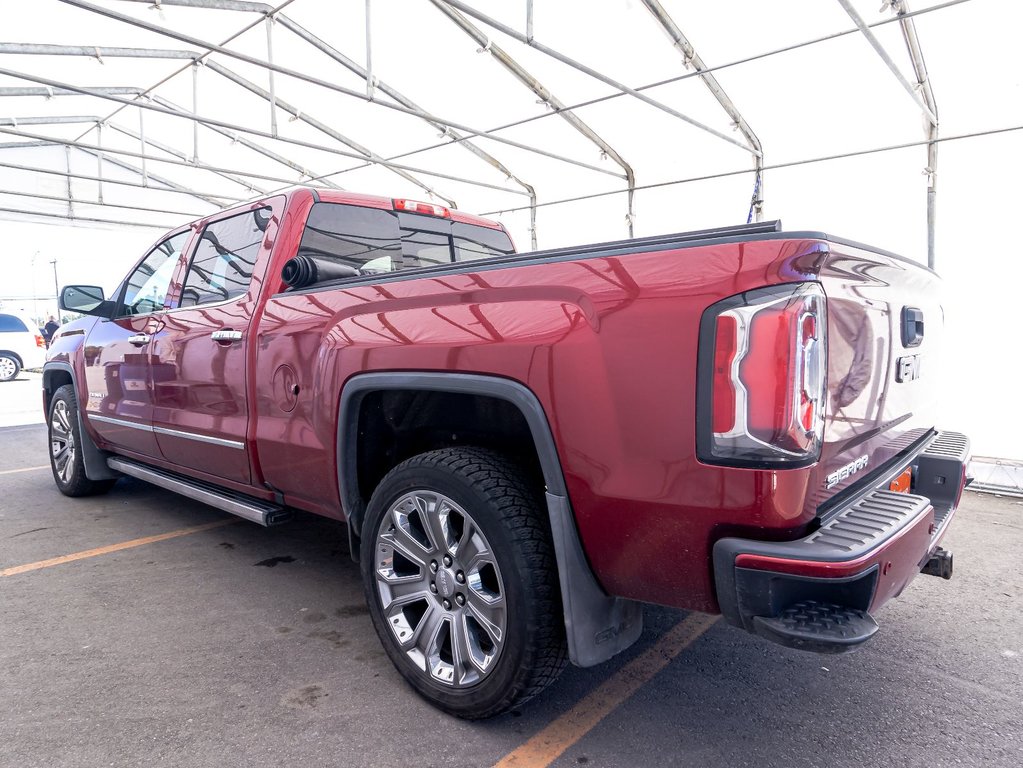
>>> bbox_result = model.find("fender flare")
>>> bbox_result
[42,362,120,482]
[337,371,642,667]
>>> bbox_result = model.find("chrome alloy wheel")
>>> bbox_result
[374,491,506,688]
[50,399,77,484]
[0,356,16,380]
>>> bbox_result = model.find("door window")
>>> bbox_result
[180,208,269,307]
[120,231,190,316]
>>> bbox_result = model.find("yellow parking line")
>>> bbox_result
[0,464,50,476]
[494,613,719,768]
[1,519,239,577]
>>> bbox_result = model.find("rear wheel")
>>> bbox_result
[49,384,116,497]
[0,354,20,382]
[361,447,567,719]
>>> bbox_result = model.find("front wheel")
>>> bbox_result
[48,384,116,497]
[361,447,567,719]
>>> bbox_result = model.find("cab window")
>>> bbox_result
[119,231,190,316]
[295,203,514,277]
[180,208,269,307]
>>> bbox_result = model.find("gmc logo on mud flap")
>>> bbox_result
[826,455,869,489]
[594,621,633,645]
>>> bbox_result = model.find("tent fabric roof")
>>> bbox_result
[0,0,1008,264]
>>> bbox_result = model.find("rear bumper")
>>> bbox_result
[713,430,970,653]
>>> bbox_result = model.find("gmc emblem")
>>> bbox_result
[897,355,922,383]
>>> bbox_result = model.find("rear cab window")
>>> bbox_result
[296,203,514,278]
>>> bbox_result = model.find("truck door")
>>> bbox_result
[83,231,190,457]
[149,202,280,485]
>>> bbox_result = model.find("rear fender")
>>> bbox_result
[337,371,643,668]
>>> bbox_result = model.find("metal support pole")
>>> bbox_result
[64,145,74,218]
[96,120,104,203]
[525,0,533,42]
[365,0,374,99]
[192,62,200,161]
[0,157,240,204]
[138,107,148,185]
[835,0,938,126]
[892,0,939,269]
[434,0,755,154]
[266,15,278,135]
[53,1,625,178]
[273,15,539,244]
[432,1,636,237]
[51,260,60,317]
[204,60,458,206]
[0,88,343,190]
[0,69,531,198]
[639,0,764,221]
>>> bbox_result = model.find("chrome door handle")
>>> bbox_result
[127,333,151,346]
[211,329,243,343]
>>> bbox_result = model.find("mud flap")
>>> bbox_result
[547,492,643,667]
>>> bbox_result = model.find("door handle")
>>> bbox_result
[211,329,243,343]
[127,333,151,347]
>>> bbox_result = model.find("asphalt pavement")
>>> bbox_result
[1,421,1020,768]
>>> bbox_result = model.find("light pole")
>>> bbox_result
[30,250,40,322]
[50,259,59,321]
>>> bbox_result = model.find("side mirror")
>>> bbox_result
[60,285,112,317]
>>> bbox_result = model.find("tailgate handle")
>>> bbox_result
[901,307,924,348]
[127,333,151,347]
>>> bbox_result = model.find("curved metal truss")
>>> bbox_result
[1,0,950,265]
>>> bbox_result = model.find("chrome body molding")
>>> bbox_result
[87,413,245,449]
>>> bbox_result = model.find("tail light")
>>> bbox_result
[35,334,45,348]
[393,198,451,218]
[698,282,827,468]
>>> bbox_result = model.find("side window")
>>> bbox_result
[299,204,401,273]
[180,208,268,307]
[452,222,516,262]
[293,203,516,280]
[120,231,190,316]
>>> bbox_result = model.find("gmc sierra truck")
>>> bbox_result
[44,187,970,718]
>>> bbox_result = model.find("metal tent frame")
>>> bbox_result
[0,0,953,266]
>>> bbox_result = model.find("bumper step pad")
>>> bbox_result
[752,600,879,654]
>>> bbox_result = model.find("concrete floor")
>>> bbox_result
[1,422,1021,768]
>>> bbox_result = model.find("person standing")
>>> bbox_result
[43,315,60,347]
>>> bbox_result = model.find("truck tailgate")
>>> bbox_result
[814,241,943,509]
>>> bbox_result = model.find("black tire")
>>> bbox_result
[48,384,117,497]
[0,353,21,382]
[360,447,567,719]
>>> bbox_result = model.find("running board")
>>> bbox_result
[107,457,293,527]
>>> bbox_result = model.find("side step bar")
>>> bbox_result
[107,457,293,527]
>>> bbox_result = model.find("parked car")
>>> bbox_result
[44,187,970,718]
[0,312,46,381]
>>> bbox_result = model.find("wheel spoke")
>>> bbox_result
[379,578,431,608]
[57,406,72,433]
[467,589,504,638]
[451,613,474,682]
[391,497,439,557]
[379,527,428,570]
[458,528,491,569]
[50,423,69,442]
[55,450,72,482]
[418,494,453,554]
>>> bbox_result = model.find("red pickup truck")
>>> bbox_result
[44,187,970,718]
